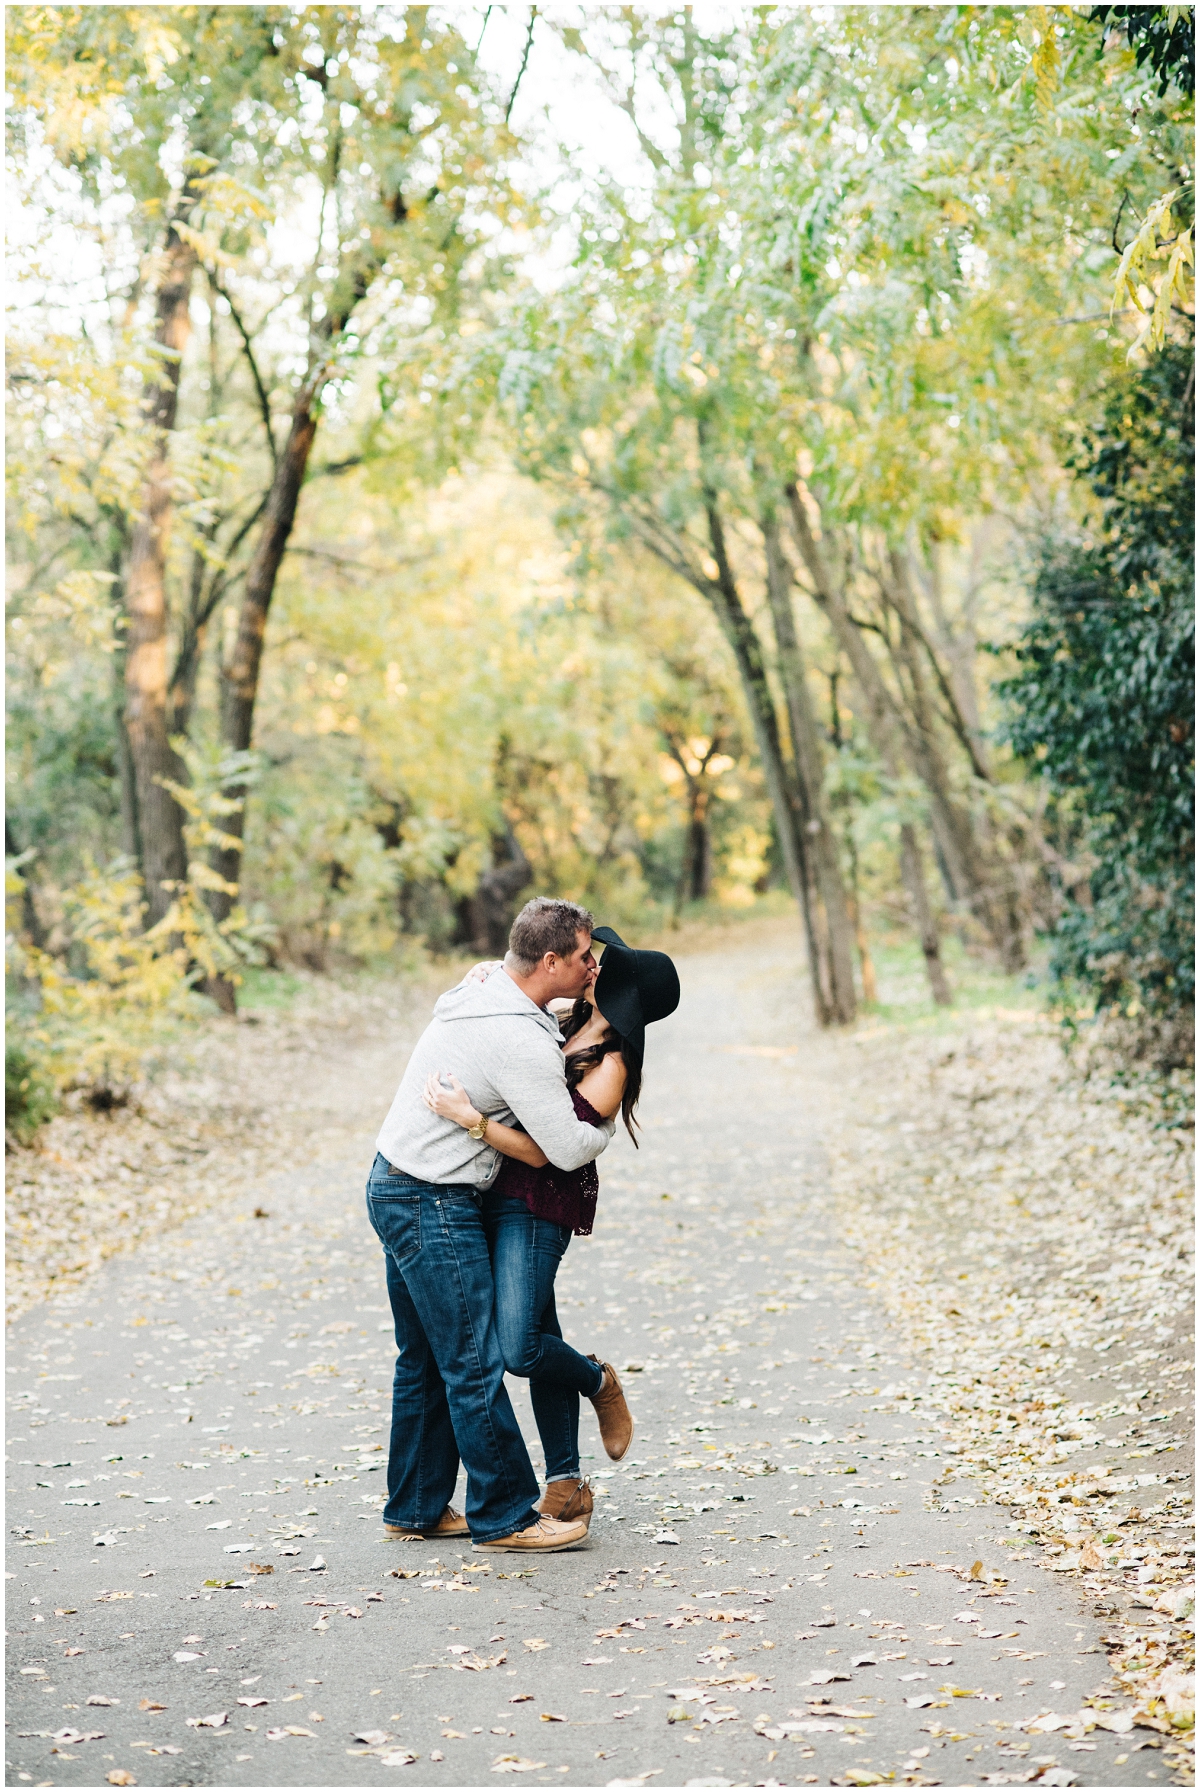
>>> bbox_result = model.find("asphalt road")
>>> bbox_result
[5,936,1167,1789]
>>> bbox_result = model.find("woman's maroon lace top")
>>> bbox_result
[494,1088,601,1236]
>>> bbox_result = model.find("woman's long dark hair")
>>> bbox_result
[560,998,642,1144]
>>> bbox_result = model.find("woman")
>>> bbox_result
[423,925,679,1531]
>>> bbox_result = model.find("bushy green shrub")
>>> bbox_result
[1003,342,1194,1066]
[5,1031,60,1144]
[5,847,270,1136]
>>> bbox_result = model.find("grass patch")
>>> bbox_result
[236,966,310,1012]
[858,933,1052,1035]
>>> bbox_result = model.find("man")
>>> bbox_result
[366,897,611,1551]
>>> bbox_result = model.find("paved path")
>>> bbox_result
[6,935,1161,1788]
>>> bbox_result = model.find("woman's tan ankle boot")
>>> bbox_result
[586,1356,634,1460]
[538,1476,594,1527]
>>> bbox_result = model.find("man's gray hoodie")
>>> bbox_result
[375,967,613,1188]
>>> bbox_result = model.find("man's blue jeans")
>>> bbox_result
[365,1156,540,1543]
[482,1190,605,1483]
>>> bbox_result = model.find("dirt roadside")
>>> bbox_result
[4,967,440,1325]
[818,1013,1195,1777]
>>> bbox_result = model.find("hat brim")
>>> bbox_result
[592,926,677,1064]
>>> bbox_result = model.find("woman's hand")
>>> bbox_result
[422,1072,550,1169]
[423,1071,482,1130]
[460,959,502,986]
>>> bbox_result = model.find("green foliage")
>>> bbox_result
[6,5,1194,1079]
[5,1032,61,1143]
[5,656,123,880]
[5,835,275,1124]
[475,7,1182,543]
[243,469,767,960]
[1081,7,1195,355]
[247,735,406,969]
[7,855,198,1103]
[157,740,278,978]
[1113,188,1195,357]
[1091,5,1195,97]
[1002,342,1194,1057]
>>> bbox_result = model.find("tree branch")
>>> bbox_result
[506,7,537,123]
[546,17,669,170]
[308,455,364,479]
[283,543,434,574]
[882,549,992,783]
[210,274,277,469]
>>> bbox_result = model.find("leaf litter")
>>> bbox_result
[4,975,377,1321]
[823,1013,1194,1781]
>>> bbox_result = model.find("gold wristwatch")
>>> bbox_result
[467,1112,490,1142]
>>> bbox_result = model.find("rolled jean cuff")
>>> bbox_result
[469,1505,542,1544]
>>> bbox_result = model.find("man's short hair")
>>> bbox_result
[507,897,595,974]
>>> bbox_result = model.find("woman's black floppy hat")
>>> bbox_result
[590,925,680,1065]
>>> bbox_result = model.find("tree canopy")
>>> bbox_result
[6,3,1194,1130]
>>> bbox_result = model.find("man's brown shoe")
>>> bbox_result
[538,1477,593,1528]
[587,1356,634,1461]
[477,1515,588,1553]
[384,1506,469,1540]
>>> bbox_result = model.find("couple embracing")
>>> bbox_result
[366,898,680,1552]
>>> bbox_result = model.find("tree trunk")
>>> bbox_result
[208,395,319,922]
[112,633,140,866]
[878,564,978,898]
[674,802,712,912]
[784,485,954,1006]
[661,733,718,912]
[122,221,197,926]
[670,761,713,908]
[203,201,409,1005]
[899,539,991,776]
[687,806,712,902]
[903,535,1028,972]
[787,486,975,899]
[899,821,952,1006]
[167,614,206,744]
[459,826,532,955]
[168,531,217,738]
[763,512,856,1022]
[842,824,878,1005]
[880,551,1024,972]
[702,501,833,1026]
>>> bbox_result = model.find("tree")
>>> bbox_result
[9,7,305,922]
[488,11,863,1024]
[185,13,517,1010]
[9,2,1192,1058]
[733,4,1188,974]
[653,653,742,910]
[9,6,517,998]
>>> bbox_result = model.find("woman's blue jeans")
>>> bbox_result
[481,1190,604,1482]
